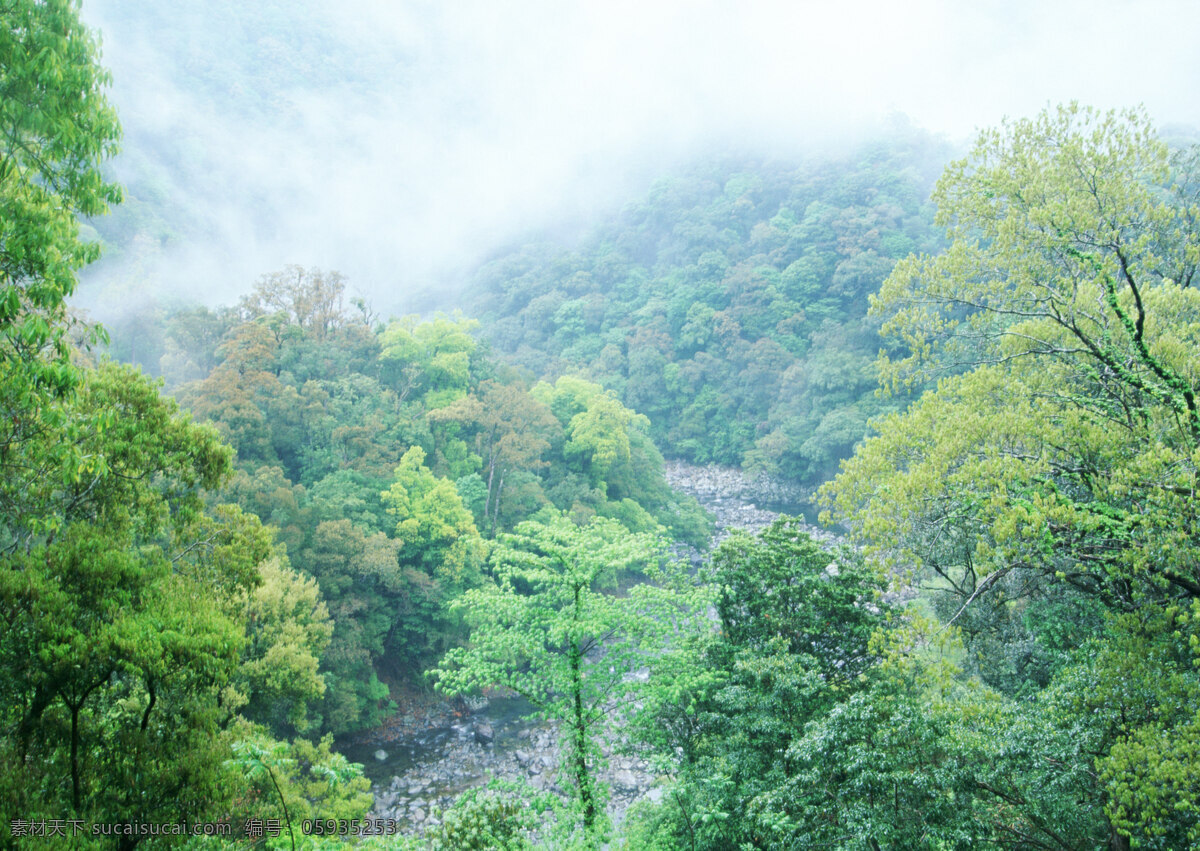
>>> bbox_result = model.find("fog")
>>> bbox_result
[76,0,1200,315]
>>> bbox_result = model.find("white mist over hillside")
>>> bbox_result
[76,0,1200,314]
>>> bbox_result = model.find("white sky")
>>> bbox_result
[78,0,1200,312]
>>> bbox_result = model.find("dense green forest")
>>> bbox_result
[152,271,711,736]
[465,137,948,484]
[4,2,1200,849]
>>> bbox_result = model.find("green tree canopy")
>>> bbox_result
[0,0,122,395]
[433,512,710,839]
[821,104,1200,847]
[630,519,892,850]
[379,312,480,409]
[382,445,485,587]
[0,364,276,836]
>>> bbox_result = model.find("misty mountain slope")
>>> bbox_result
[78,0,520,311]
[462,136,950,485]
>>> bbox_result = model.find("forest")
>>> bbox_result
[3,1,1200,849]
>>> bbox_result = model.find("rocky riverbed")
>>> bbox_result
[358,704,660,836]
[663,459,841,550]
[347,461,835,840]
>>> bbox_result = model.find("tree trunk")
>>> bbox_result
[492,473,505,534]
[484,456,496,520]
[1109,824,1130,851]
[570,584,596,832]
[70,701,82,812]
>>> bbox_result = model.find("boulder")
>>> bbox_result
[613,769,640,792]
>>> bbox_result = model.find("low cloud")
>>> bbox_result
[76,0,1200,314]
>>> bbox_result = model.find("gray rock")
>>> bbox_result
[613,769,639,791]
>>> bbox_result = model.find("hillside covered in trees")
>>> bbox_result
[465,137,948,485]
[148,269,712,737]
[4,1,1200,849]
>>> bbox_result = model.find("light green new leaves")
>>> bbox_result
[236,557,334,732]
[825,105,1200,602]
[382,445,485,586]
[873,105,1195,397]
[435,513,666,707]
[821,104,1200,847]
[378,312,479,409]
[533,375,652,491]
[432,512,711,836]
[0,0,121,395]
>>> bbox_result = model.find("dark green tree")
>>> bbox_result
[0,364,274,840]
[635,519,891,850]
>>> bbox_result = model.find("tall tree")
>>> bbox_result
[430,379,558,533]
[0,364,274,839]
[433,513,709,840]
[1,0,122,544]
[821,104,1200,847]
[632,520,891,850]
[238,265,348,339]
[382,445,485,587]
[378,312,480,409]
[0,0,121,390]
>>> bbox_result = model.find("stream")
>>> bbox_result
[339,693,660,834]
[337,462,834,837]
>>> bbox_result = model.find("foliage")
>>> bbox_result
[430,379,558,533]
[234,556,334,734]
[239,265,348,339]
[0,12,379,836]
[0,0,122,403]
[821,105,1200,847]
[427,785,538,851]
[531,376,711,547]
[631,519,892,850]
[382,445,485,587]
[433,512,712,839]
[124,268,711,735]
[379,312,480,409]
[467,138,948,483]
[0,363,273,841]
[225,729,372,848]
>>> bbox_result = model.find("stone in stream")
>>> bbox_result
[373,749,387,761]
[613,769,640,792]
[473,721,494,745]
